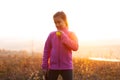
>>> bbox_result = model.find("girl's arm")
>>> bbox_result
[61,31,79,51]
[42,34,51,69]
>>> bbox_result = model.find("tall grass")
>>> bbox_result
[0,50,120,80]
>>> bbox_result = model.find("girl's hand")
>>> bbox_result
[42,69,48,80]
[56,30,65,36]
[56,31,61,36]
[42,69,48,75]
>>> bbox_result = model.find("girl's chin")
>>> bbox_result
[57,27,65,30]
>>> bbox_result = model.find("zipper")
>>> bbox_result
[58,36,61,68]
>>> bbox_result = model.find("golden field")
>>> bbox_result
[0,50,120,80]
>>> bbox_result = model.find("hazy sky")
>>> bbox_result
[0,0,120,44]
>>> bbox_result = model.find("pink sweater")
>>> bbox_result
[42,29,78,70]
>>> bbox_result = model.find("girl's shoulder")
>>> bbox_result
[68,30,75,35]
[48,31,56,37]
[49,31,56,35]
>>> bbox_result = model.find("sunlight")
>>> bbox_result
[68,0,120,44]
[0,0,120,52]
[89,57,120,62]
[0,0,120,43]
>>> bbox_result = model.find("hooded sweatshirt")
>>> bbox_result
[42,28,78,70]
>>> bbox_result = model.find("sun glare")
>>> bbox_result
[0,0,120,53]
[89,57,120,62]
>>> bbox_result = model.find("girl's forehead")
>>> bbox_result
[54,17,63,21]
[54,16,61,19]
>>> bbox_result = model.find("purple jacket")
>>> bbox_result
[42,29,78,70]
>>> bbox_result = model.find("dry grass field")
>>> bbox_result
[0,50,120,80]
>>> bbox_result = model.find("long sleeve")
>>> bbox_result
[61,32,79,51]
[42,34,51,69]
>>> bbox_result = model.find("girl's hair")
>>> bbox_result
[53,11,68,28]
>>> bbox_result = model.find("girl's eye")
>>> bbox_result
[57,21,60,23]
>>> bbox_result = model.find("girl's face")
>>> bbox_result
[54,17,66,30]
